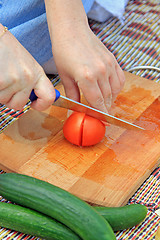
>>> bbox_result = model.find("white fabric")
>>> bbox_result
[88,0,129,22]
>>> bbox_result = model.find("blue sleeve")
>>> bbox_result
[81,0,94,13]
[0,0,94,65]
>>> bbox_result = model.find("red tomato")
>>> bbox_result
[63,112,106,146]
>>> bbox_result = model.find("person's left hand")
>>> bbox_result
[51,21,125,113]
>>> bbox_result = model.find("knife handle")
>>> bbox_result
[29,89,60,102]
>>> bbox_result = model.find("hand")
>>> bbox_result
[51,21,125,113]
[0,25,55,111]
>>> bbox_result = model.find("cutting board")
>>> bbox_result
[0,71,160,207]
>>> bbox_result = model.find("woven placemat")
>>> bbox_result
[89,0,160,82]
[0,0,160,239]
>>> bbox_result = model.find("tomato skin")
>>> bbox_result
[82,115,106,146]
[63,112,85,146]
[63,112,106,146]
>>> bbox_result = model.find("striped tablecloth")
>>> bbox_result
[0,0,160,239]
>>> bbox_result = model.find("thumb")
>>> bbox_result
[30,74,55,111]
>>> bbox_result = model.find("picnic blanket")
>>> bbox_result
[0,0,160,239]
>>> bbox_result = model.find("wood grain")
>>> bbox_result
[0,71,160,206]
[156,227,160,240]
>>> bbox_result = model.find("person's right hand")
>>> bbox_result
[0,24,55,111]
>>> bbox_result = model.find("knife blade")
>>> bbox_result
[29,89,144,131]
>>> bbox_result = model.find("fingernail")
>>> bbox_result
[102,121,110,126]
[112,95,117,104]
[106,96,112,109]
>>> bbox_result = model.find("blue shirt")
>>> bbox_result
[0,0,94,65]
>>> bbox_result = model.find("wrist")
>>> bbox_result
[0,24,8,39]
[0,23,4,31]
[51,14,90,45]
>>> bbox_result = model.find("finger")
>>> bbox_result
[4,90,32,110]
[109,66,122,104]
[92,60,112,110]
[0,86,16,105]
[115,64,125,90]
[75,67,109,113]
[60,75,80,102]
[0,74,32,109]
[0,75,13,91]
[79,78,108,113]
[97,76,112,110]
[30,75,55,111]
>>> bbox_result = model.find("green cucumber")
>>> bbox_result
[94,204,147,231]
[0,202,80,240]
[0,173,116,240]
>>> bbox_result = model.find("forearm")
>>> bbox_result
[44,0,89,42]
[0,23,4,32]
[44,1,125,114]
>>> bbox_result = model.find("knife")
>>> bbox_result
[29,89,144,131]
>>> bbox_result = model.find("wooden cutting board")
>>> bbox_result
[0,71,160,207]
